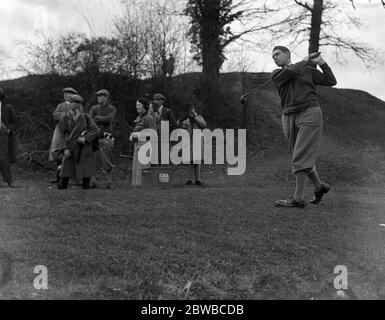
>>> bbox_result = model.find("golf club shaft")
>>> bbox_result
[241,78,273,100]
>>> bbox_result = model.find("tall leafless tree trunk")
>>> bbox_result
[308,0,323,53]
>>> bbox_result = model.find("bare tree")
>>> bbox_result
[115,0,188,80]
[19,31,126,79]
[19,33,60,75]
[19,32,87,76]
[254,0,384,66]
[113,2,148,79]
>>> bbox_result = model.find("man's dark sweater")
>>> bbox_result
[89,104,117,134]
[271,61,337,115]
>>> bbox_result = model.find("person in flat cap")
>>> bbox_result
[152,93,178,165]
[49,87,81,183]
[55,94,99,190]
[68,94,83,104]
[0,87,17,188]
[89,89,117,189]
[63,87,78,95]
[152,93,177,130]
[95,89,109,97]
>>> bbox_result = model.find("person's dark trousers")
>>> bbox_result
[0,158,13,184]
[82,178,91,189]
[58,177,91,189]
[57,177,70,189]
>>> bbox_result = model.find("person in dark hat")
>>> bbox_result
[49,87,80,183]
[67,94,84,104]
[152,93,177,130]
[0,87,17,188]
[55,94,99,190]
[89,89,117,189]
[152,93,178,165]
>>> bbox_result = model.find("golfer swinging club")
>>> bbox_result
[271,46,337,208]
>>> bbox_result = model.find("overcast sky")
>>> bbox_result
[0,0,384,100]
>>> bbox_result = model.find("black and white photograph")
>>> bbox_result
[1,0,385,307]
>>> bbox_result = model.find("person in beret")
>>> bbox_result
[55,94,99,190]
[89,89,117,189]
[49,87,80,183]
[0,87,17,188]
[130,97,157,186]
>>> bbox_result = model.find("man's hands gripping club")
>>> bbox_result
[304,52,326,65]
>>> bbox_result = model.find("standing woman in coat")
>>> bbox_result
[178,103,207,186]
[130,97,157,186]
[56,94,99,189]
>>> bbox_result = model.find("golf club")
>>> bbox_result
[240,79,273,105]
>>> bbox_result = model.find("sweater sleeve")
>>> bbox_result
[89,106,96,120]
[94,107,117,124]
[271,60,309,86]
[194,115,207,128]
[311,63,337,87]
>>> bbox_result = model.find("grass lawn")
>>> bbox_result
[1,164,385,300]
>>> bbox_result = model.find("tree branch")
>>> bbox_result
[294,0,312,12]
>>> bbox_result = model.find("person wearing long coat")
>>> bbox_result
[130,97,157,186]
[178,103,207,186]
[0,87,17,188]
[49,87,78,183]
[56,95,99,189]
